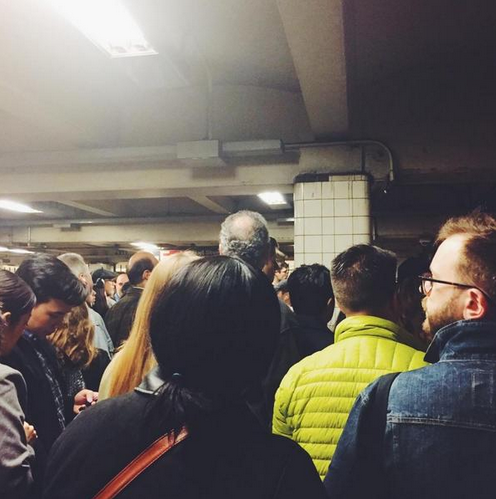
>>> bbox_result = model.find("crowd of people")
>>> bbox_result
[0,208,495,498]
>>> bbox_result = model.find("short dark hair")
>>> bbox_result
[331,244,397,313]
[148,256,280,433]
[437,210,496,302]
[0,270,36,323]
[127,257,156,286]
[288,264,333,316]
[16,254,87,306]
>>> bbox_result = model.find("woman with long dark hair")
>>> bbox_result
[43,256,326,499]
[0,269,37,499]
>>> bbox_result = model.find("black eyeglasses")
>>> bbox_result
[418,273,493,302]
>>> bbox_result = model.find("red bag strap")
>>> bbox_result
[93,427,189,499]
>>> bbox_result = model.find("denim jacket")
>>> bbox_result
[324,320,496,499]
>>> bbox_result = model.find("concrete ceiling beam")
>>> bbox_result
[188,196,230,214]
[54,201,117,218]
[2,220,293,247]
[277,0,349,137]
[0,146,362,201]
[0,146,177,171]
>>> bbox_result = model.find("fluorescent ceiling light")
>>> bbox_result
[0,200,42,214]
[258,192,287,206]
[131,242,160,251]
[0,246,9,252]
[50,0,158,58]
[9,249,35,255]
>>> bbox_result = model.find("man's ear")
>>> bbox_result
[1,311,12,326]
[326,297,335,313]
[142,269,152,282]
[463,289,488,320]
[324,297,335,322]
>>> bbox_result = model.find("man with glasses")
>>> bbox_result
[324,211,496,499]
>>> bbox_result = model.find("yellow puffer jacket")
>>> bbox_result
[272,315,428,479]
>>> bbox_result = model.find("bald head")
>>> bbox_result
[127,251,159,287]
[219,210,269,270]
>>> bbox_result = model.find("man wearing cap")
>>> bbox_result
[104,251,158,349]
[92,268,117,309]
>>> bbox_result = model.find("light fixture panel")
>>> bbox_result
[50,0,158,58]
[258,192,287,206]
[0,200,43,214]
[131,242,160,251]
[9,249,35,255]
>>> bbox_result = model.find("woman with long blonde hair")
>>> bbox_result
[99,251,198,400]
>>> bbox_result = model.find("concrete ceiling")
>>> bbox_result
[0,0,494,262]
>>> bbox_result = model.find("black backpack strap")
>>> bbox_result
[364,372,400,499]
[369,372,400,448]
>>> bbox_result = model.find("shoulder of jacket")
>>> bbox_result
[0,365,28,403]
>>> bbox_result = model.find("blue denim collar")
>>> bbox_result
[425,320,496,363]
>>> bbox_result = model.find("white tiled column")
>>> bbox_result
[294,174,371,269]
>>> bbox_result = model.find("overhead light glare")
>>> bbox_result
[0,200,43,214]
[0,246,9,252]
[131,242,160,252]
[50,0,158,58]
[9,249,35,255]
[258,192,287,206]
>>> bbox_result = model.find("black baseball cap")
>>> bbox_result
[92,268,118,281]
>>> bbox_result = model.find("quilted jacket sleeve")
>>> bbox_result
[272,367,297,438]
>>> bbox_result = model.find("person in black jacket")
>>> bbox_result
[43,256,326,499]
[264,264,335,411]
[104,251,158,348]
[1,254,96,454]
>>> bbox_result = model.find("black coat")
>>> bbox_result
[1,334,70,453]
[43,368,326,499]
[264,315,334,414]
[104,287,142,349]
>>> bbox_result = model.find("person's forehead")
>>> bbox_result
[116,274,128,283]
[431,234,468,277]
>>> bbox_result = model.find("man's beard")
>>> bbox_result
[422,298,460,337]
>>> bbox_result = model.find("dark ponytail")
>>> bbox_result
[146,374,212,436]
[147,256,280,435]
